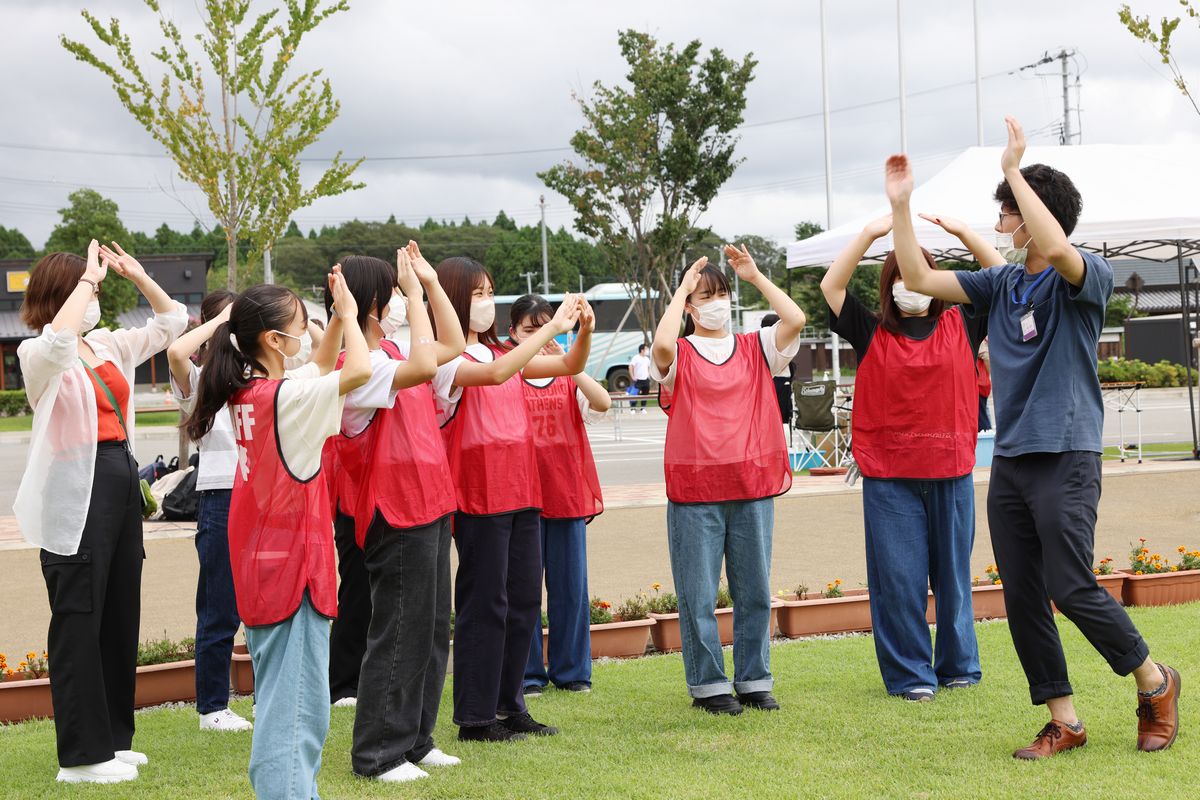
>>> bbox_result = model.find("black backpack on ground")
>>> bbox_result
[162,453,201,521]
[138,454,178,484]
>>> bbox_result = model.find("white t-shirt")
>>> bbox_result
[630,353,652,381]
[171,362,237,491]
[340,346,406,437]
[270,363,343,481]
[651,324,800,392]
[523,375,608,425]
[432,342,494,425]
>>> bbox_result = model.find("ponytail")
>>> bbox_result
[185,284,302,441]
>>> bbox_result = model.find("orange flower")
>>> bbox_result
[1178,546,1187,553]
[1141,548,1149,554]
[834,579,842,585]
[651,582,661,591]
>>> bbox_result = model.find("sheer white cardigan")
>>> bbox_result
[14,302,188,555]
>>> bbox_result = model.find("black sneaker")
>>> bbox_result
[692,694,744,716]
[560,682,592,693]
[523,684,544,698]
[457,721,527,743]
[499,712,558,736]
[737,691,781,711]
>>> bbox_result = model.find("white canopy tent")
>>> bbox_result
[785,143,1200,460]
[785,144,1200,268]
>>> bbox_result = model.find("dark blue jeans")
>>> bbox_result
[862,475,981,695]
[194,489,241,714]
[525,517,592,689]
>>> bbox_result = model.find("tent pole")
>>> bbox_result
[1178,241,1199,459]
[973,0,984,146]
[819,0,840,381]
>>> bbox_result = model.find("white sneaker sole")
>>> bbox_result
[56,771,137,784]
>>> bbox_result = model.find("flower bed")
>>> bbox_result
[1121,569,1200,606]
[650,600,783,652]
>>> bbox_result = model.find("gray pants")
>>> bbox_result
[351,513,453,777]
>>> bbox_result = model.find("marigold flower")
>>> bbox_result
[993,579,1002,585]
[1135,570,1145,575]
[834,579,842,585]
[1093,568,1100,575]
[1170,566,1179,572]
[651,582,661,591]
[25,652,34,660]
[1141,548,1149,554]
[826,583,833,589]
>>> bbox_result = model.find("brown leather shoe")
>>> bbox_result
[1013,721,1087,760]
[1137,664,1181,752]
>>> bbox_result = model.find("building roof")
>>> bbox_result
[1111,258,1197,290]
[1115,288,1200,315]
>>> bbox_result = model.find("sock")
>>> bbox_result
[1138,665,1169,698]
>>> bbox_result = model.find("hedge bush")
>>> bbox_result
[1097,358,1198,388]
[0,390,31,417]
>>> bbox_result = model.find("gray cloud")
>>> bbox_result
[2,0,1197,250]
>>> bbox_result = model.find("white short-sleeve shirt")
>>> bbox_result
[171,362,237,491]
[650,324,800,392]
[340,348,403,437]
[273,364,343,480]
[432,342,493,425]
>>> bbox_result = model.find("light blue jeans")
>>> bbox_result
[245,594,331,800]
[666,498,774,698]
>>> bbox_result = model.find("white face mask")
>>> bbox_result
[692,297,731,331]
[469,299,496,333]
[274,329,312,370]
[996,222,1029,265]
[81,299,102,332]
[891,281,933,315]
[371,294,408,336]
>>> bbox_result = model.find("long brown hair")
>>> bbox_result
[433,256,504,350]
[20,253,87,330]
[878,248,945,335]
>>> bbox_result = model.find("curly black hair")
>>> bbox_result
[994,163,1083,236]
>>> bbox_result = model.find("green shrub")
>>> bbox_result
[0,390,31,417]
[1097,358,1197,388]
[613,593,650,622]
[589,597,614,625]
[136,635,197,666]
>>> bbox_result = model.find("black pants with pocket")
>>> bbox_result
[351,513,452,776]
[329,511,371,703]
[41,442,144,767]
[452,509,543,727]
[988,451,1150,705]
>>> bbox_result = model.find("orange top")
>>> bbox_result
[86,361,129,442]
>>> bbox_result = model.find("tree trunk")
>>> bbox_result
[226,230,237,292]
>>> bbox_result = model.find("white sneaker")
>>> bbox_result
[332,696,357,708]
[115,750,148,766]
[418,748,461,768]
[56,759,138,784]
[376,762,429,783]
[200,708,253,732]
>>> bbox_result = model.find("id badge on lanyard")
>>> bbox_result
[1012,268,1054,342]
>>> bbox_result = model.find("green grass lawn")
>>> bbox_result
[1,603,1194,799]
[0,411,181,432]
[1102,441,1197,460]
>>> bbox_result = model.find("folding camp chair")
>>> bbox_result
[791,380,853,468]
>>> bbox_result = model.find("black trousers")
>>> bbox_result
[329,511,370,702]
[351,514,452,776]
[41,442,143,767]
[452,509,542,727]
[633,378,651,408]
[988,451,1150,705]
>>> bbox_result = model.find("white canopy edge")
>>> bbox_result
[786,144,1200,269]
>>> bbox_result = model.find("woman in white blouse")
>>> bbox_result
[15,240,187,785]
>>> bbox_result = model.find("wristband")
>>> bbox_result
[78,278,99,295]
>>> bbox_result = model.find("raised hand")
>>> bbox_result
[724,244,761,282]
[541,339,565,357]
[329,264,358,321]
[1001,116,1025,174]
[579,297,596,333]
[405,240,438,286]
[549,293,582,334]
[678,256,708,295]
[917,213,968,237]
[862,213,894,240]
[84,238,108,283]
[396,247,422,296]
[98,241,146,282]
[884,155,913,205]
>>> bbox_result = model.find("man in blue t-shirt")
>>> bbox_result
[883,117,1180,760]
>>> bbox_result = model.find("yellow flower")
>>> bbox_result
[973,575,980,582]
[25,651,34,660]
[1093,568,1100,575]
[826,583,833,589]
[1179,546,1187,553]
[993,579,1002,585]
[651,582,661,591]
[1170,566,1179,572]
[1135,570,1145,575]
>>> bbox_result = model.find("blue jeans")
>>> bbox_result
[245,594,331,800]
[666,499,774,698]
[194,490,241,714]
[862,475,981,695]
[525,517,592,689]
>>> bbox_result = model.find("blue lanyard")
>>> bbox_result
[1011,267,1054,309]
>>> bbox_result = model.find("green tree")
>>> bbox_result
[794,220,824,241]
[1120,2,1199,116]
[61,0,364,291]
[44,189,137,328]
[540,30,756,338]
[0,225,35,259]
[1105,293,1145,328]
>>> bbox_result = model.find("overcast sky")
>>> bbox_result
[2,0,1197,250]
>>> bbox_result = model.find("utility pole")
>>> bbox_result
[819,0,840,381]
[973,0,984,145]
[1059,49,1073,145]
[263,197,278,284]
[539,195,550,294]
[520,271,535,296]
